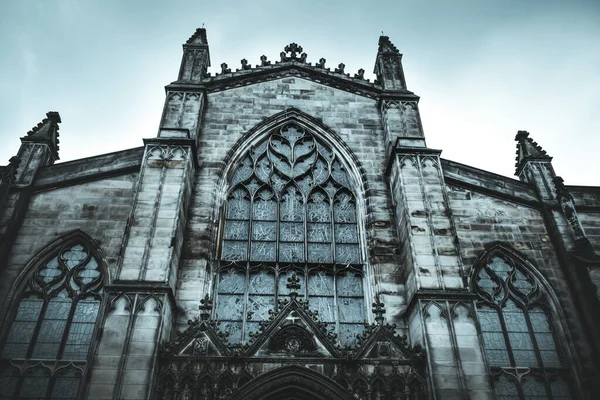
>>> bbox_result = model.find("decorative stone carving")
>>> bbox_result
[220,63,231,74]
[240,58,251,70]
[259,55,271,66]
[382,101,422,140]
[268,324,317,353]
[145,145,190,168]
[157,295,426,399]
[554,176,587,241]
[281,43,305,62]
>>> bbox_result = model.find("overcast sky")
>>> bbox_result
[1,0,599,185]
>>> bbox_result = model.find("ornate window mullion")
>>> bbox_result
[23,297,50,360]
[242,269,250,343]
[496,309,527,400]
[330,195,336,264]
[303,196,308,264]
[1,241,105,400]
[475,253,575,400]
[332,273,340,337]
[522,306,554,399]
[247,192,254,262]
[56,297,79,361]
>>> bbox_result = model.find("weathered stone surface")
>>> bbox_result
[1,29,599,400]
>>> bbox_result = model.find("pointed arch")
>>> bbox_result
[470,242,578,399]
[235,365,354,400]
[0,229,108,400]
[8,229,110,298]
[217,107,368,206]
[213,108,371,347]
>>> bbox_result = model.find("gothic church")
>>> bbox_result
[1,28,599,400]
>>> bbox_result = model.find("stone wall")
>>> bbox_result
[447,184,596,393]
[0,172,137,313]
[176,77,406,331]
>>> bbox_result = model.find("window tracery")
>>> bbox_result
[218,123,365,346]
[0,241,104,400]
[474,254,573,399]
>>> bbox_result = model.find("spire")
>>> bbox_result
[514,130,551,175]
[374,35,406,90]
[186,27,208,46]
[21,111,61,160]
[378,35,400,54]
[178,27,211,82]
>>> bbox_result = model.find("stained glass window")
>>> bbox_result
[474,255,573,399]
[0,242,104,400]
[218,123,365,345]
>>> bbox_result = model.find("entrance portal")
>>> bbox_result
[234,366,354,400]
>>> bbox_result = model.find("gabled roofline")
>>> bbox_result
[32,146,144,191]
[166,62,418,100]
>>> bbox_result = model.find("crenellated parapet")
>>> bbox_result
[207,42,373,83]
[169,37,420,100]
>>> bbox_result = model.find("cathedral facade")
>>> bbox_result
[1,28,599,400]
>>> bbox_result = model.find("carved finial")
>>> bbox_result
[1,156,21,182]
[553,175,588,244]
[260,55,271,66]
[300,53,307,63]
[316,58,326,68]
[335,63,345,74]
[286,273,301,299]
[285,43,302,58]
[220,63,231,74]
[354,69,365,79]
[372,296,386,325]
[553,176,571,202]
[240,59,251,70]
[199,294,213,321]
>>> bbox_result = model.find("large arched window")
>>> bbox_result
[0,238,104,399]
[217,123,365,346]
[474,252,574,399]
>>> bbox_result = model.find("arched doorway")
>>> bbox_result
[234,366,354,400]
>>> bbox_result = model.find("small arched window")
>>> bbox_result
[0,239,104,399]
[217,123,365,346]
[474,252,574,399]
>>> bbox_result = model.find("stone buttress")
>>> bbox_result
[86,30,208,400]
[515,131,600,392]
[380,36,492,399]
[0,112,61,270]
